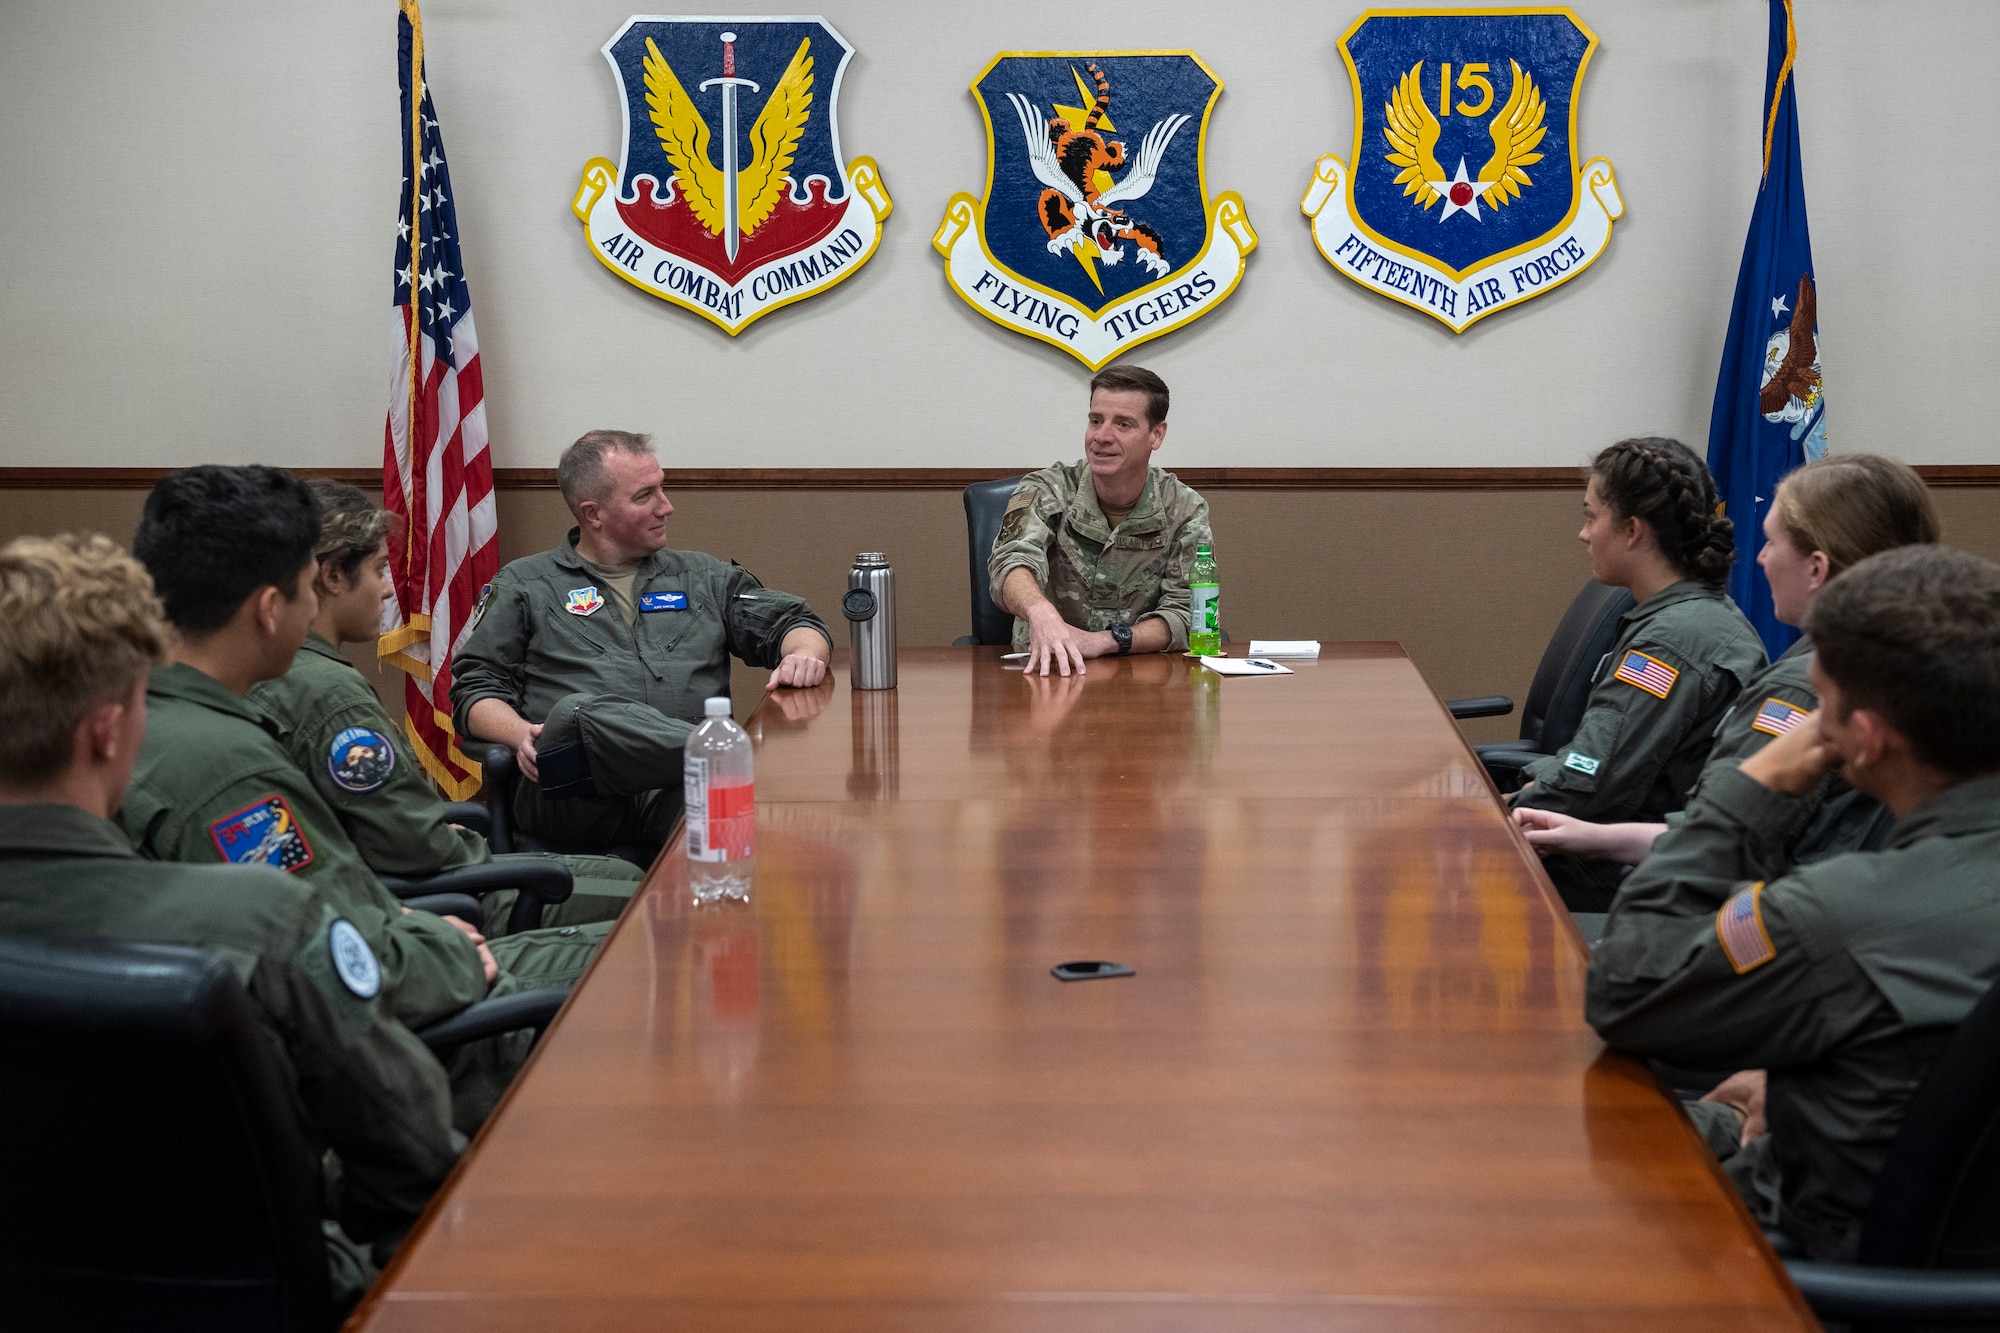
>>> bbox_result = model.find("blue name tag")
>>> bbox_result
[639,591,688,612]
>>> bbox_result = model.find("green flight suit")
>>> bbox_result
[250,634,641,935]
[1588,768,2000,1261]
[986,460,1213,652]
[1669,634,1892,862]
[0,803,462,1311]
[1511,580,1767,910]
[450,531,830,855]
[119,663,607,1128]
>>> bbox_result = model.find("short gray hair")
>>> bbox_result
[558,430,656,514]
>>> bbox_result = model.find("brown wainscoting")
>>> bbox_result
[5,464,1997,491]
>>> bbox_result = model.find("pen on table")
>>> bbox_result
[1002,652,1030,659]
[1247,659,1280,671]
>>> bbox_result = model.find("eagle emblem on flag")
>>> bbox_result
[933,51,1257,370]
[572,16,893,335]
[1302,8,1623,331]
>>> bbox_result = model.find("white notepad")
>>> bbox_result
[1198,656,1294,677]
[1247,640,1321,658]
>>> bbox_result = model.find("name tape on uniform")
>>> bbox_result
[639,591,688,612]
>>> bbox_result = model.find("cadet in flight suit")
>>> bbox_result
[1588,546,2000,1262]
[251,481,640,934]
[453,430,832,857]
[1509,438,1766,910]
[122,466,605,1130]
[0,533,460,1313]
[1515,453,1942,874]
[991,364,1213,677]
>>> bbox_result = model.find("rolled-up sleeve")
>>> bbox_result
[450,573,529,738]
[987,476,1057,607]
[723,563,831,668]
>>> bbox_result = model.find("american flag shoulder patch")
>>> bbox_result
[1613,649,1680,699]
[1752,696,1810,737]
[1716,882,1776,974]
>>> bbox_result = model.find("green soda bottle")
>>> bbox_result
[1188,544,1220,656]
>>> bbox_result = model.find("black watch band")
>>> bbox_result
[1111,622,1133,656]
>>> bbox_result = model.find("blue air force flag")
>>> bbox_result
[1707,0,1825,656]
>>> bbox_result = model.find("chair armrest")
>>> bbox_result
[472,742,519,854]
[379,860,575,938]
[951,635,975,646]
[1784,1260,2000,1321]
[414,985,570,1053]
[1474,745,1549,796]
[400,892,484,921]
[442,801,490,837]
[1445,695,1515,720]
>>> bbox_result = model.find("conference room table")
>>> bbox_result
[351,645,1816,1331]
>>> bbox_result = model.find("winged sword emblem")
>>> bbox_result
[644,34,813,242]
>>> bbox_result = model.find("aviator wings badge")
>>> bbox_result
[934,52,1256,369]
[1302,9,1622,331]
[573,15,892,335]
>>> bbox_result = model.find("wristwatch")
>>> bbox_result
[1110,622,1133,656]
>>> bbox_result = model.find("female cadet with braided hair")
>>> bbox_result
[1509,437,1767,911]
[1516,453,1941,880]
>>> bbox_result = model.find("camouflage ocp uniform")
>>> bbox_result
[986,460,1212,652]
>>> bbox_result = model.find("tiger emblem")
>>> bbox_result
[1006,63,1188,278]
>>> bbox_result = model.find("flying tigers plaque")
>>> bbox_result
[1302,8,1622,331]
[572,15,892,334]
[933,51,1257,369]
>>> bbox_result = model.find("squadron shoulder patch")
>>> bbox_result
[1613,650,1680,699]
[469,582,495,631]
[328,919,382,999]
[327,726,397,793]
[566,586,605,617]
[1752,697,1811,737]
[210,795,315,873]
[1716,883,1776,974]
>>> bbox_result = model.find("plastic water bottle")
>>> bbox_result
[1188,544,1221,656]
[685,697,754,902]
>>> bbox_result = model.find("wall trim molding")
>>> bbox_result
[3,465,1997,491]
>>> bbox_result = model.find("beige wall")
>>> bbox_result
[2,1,1997,470]
[9,481,1997,747]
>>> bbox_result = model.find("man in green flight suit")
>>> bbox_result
[1588,545,2000,1262]
[452,429,833,858]
[120,465,606,1130]
[988,364,1213,677]
[251,479,641,934]
[0,532,460,1314]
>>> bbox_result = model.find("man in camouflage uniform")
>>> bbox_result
[988,365,1212,676]
[454,430,832,857]
[1588,546,2000,1262]
[0,533,460,1314]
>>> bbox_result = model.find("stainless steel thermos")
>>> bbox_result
[843,552,896,690]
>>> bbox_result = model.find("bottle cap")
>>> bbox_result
[854,552,889,566]
[704,697,731,717]
[1196,544,1212,555]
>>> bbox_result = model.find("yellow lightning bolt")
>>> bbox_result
[1051,65,1117,292]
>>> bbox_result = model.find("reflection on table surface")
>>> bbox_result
[355,646,1812,1333]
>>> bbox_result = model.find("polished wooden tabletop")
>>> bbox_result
[351,646,1815,1332]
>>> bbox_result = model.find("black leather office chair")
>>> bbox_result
[378,857,574,937]
[0,934,339,1331]
[1782,970,2000,1328]
[0,932,569,1332]
[956,475,1026,647]
[1451,580,1634,792]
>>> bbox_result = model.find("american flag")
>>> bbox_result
[1752,696,1809,737]
[1612,650,1679,700]
[1716,884,1776,973]
[380,0,496,802]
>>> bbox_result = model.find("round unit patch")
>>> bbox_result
[328,919,382,999]
[327,726,396,793]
